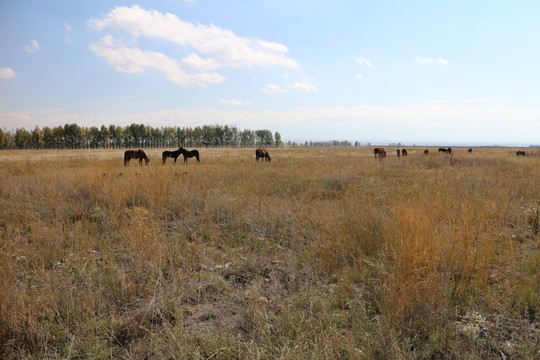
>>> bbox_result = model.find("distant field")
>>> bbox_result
[0,146,538,359]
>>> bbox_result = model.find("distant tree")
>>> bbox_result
[223,125,234,147]
[192,126,202,147]
[64,123,82,149]
[274,131,282,147]
[15,128,31,149]
[240,129,255,147]
[30,126,42,149]
[0,129,8,150]
[99,125,110,148]
[52,126,65,148]
[108,125,122,148]
[255,129,273,147]
[201,125,214,147]
[230,126,240,147]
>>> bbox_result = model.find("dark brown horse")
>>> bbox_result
[124,149,149,166]
[517,150,526,157]
[179,147,200,164]
[424,149,429,155]
[401,149,408,156]
[468,148,473,153]
[256,148,271,162]
[374,147,386,159]
[162,147,183,165]
[396,149,401,157]
[438,147,452,154]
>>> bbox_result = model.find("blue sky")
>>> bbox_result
[1,1,539,145]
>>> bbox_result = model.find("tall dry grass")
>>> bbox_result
[0,147,538,359]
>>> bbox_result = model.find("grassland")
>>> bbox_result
[0,146,538,359]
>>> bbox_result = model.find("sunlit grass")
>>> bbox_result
[0,146,538,359]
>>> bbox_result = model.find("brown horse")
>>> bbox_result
[396,149,401,157]
[256,148,271,162]
[424,149,429,155]
[179,147,200,164]
[401,149,408,156]
[374,147,386,159]
[517,150,526,157]
[124,149,149,166]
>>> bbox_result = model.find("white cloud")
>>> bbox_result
[415,57,450,65]
[219,98,251,106]
[89,35,224,87]
[287,80,317,93]
[356,56,374,68]
[24,40,40,54]
[181,53,221,71]
[87,5,299,86]
[0,68,16,79]
[262,84,283,94]
[428,99,487,104]
[64,23,72,43]
[355,74,364,80]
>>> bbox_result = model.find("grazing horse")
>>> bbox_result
[401,149,408,156]
[468,148,473,153]
[438,147,452,154]
[124,149,149,166]
[424,149,429,156]
[374,147,386,159]
[255,148,271,162]
[162,147,183,165]
[179,147,200,164]
[396,149,401,157]
[517,150,526,157]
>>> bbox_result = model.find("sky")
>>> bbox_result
[1,0,540,146]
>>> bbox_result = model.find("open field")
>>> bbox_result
[0,146,539,359]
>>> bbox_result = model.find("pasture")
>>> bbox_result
[0,147,539,359]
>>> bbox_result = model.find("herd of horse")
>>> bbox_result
[124,146,531,166]
[123,147,271,166]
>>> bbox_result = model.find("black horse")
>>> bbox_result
[162,147,183,165]
[179,147,200,164]
[438,147,452,154]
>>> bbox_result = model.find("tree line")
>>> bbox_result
[0,123,282,150]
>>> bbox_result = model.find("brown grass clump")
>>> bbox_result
[0,147,539,359]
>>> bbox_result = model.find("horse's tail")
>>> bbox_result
[124,151,129,166]
[196,150,200,162]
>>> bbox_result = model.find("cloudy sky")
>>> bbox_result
[1,0,540,145]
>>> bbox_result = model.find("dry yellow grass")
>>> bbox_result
[0,146,538,359]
